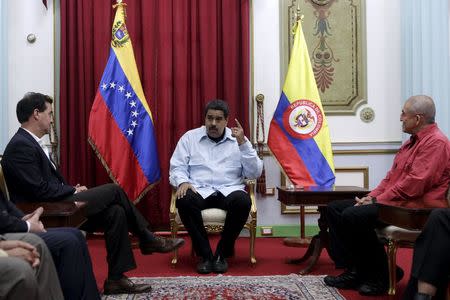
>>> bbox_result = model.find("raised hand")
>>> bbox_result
[231,118,246,145]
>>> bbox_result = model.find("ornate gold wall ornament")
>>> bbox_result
[281,0,366,115]
[360,106,375,123]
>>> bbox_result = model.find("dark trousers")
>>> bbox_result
[66,183,150,277]
[327,199,388,282]
[39,228,100,300]
[176,189,251,259]
[403,208,450,300]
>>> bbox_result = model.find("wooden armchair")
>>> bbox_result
[0,163,87,228]
[375,186,450,295]
[169,179,257,265]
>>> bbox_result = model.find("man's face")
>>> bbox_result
[36,102,53,137]
[400,101,420,134]
[205,109,227,138]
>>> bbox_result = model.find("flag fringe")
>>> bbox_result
[87,137,159,204]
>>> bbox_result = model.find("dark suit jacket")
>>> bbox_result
[0,190,28,233]
[1,128,75,203]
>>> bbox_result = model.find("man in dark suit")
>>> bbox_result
[0,190,100,300]
[402,208,450,300]
[1,92,185,295]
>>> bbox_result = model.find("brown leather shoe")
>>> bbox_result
[103,276,152,295]
[140,236,185,254]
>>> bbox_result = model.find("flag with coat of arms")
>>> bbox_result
[268,18,335,186]
[88,1,160,202]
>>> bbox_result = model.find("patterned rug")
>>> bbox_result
[102,274,345,300]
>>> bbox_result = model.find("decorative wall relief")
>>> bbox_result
[281,0,366,115]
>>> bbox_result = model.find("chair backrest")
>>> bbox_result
[0,163,10,201]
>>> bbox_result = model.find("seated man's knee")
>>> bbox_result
[228,191,251,211]
[3,258,38,291]
[64,228,86,243]
[175,190,197,209]
[341,207,365,227]
[428,208,449,227]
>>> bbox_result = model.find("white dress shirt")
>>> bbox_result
[21,128,55,169]
[169,126,263,198]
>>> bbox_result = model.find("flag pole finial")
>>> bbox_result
[296,2,304,21]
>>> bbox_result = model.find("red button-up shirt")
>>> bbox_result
[369,123,450,208]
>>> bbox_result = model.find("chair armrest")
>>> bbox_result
[245,179,257,214]
[377,203,433,231]
[17,201,87,217]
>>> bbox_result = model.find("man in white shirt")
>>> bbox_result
[170,99,263,274]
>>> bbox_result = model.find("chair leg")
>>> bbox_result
[249,223,256,265]
[171,223,178,265]
[386,239,398,295]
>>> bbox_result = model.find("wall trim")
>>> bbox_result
[255,225,319,237]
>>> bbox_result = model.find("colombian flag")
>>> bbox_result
[268,20,335,186]
[88,2,160,202]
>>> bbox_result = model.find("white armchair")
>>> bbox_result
[169,179,257,265]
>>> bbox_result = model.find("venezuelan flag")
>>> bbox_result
[88,2,160,202]
[268,20,335,186]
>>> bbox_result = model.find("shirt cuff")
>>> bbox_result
[238,139,252,151]
[0,249,8,257]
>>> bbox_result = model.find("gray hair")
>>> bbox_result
[406,95,435,124]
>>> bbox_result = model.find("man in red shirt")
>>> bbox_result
[324,95,450,296]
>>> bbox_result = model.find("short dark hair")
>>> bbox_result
[204,99,229,118]
[16,92,53,124]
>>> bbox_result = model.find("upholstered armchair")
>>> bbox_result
[169,179,257,265]
[375,185,450,295]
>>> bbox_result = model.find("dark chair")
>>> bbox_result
[375,185,450,295]
[0,163,87,228]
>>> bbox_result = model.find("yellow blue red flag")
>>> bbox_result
[88,2,160,202]
[268,20,335,186]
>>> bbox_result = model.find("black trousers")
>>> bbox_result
[176,189,251,259]
[403,208,450,300]
[65,183,150,277]
[39,228,100,300]
[327,199,388,282]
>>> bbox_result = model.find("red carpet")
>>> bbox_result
[87,234,412,299]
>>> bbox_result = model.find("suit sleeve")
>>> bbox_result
[2,141,75,201]
[0,192,27,234]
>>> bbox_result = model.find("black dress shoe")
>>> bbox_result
[358,279,388,296]
[212,255,228,273]
[140,236,185,254]
[324,270,360,289]
[197,258,213,274]
[103,276,152,295]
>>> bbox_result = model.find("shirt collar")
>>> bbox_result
[21,127,45,146]
[413,123,437,142]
